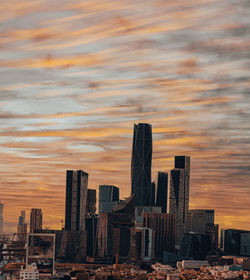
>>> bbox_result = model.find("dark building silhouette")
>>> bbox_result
[150,182,156,206]
[30,209,42,233]
[65,170,88,231]
[85,213,98,257]
[221,229,250,256]
[180,233,211,260]
[86,189,96,214]
[131,123,152,206]
[170,156,190,245]
[185,209,218,252]
[143,212,176,257]
[156,172,168,213]
[97,196,136,260]
[99,185,119,213]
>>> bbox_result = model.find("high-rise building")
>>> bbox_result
[17,210,27,237]
[150,182,156,206]
[99,185,119,213]
[144,212,176,256]
[86,189,96,214]
[0,202,3,233]
[185,209,218,252]
[169,156,190,245]
[65,170,88,231]
[131,123,152,206]
[30,209,42,233]
[156,172,168,213]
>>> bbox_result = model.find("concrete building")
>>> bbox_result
[0,202,3,233]
[156,172,168,213]
[97,195,136,260]
[20,263,39,280]
[222,229,250,256]
[144,212,176,256]
[185,209,218,252]
[180,233,211,260]
[65,170,88,231]
[130,227,154,261]
[85,213,98,257]
[97,212,132,259]
[86,189,96,214]
[99,185,119,213]
[131,123,152,207]
[30,209,42,233]
[17,210,27,241]
[169,156,190,246]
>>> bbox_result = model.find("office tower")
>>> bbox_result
[97,212,132,259]
[131,123,152,206]
[0,202,3,233]
[30,209,42,233]
[169,156,190,245]
[85,213,98,257]
[186,209,218,251]
[150,182,155,206]
[156,172,168,213]
[86,189,96,214]
[65,170,88,231]
[99,185,119,213]
[130,227,154,261]
[144,212,176,256]
[180,233,211,260]
[17,210,27,236]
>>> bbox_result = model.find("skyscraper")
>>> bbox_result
[0,202,3,233]
[170,156,190,245]
[131,123,152,206]
[156,172,168,213]
[30,209,42,233]
[99,185,119,213]
[86,189,96,214]
[18,210,27,234]
[65,170,88,231]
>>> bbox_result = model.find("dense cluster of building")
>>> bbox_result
[1,123,250,279]
[11,123,218,263]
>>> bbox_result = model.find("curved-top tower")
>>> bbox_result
[131,123,152,206]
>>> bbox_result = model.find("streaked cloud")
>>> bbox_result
[0,0,250,232]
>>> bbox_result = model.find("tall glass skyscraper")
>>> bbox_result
[156,172,168,213]
[170,156,190,245]
[131,123,152,206]
[65,170,88,231]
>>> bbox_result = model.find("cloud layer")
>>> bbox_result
[0,0,250,232]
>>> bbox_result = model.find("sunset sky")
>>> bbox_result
[0,0,250,232]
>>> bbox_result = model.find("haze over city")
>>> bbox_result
[0,0,250,232]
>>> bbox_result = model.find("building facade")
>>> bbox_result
[86,189,96,214]
[131,123,152,207]
[99,185,119,213]
[0,202,3,233]
[169,156,190,246]
[143,212,176,256]
[30,209,42,233]
[65,170,88,231]
[156,172,168,213]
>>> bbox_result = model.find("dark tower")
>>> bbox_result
[170,156,190,245]
[156,172,168,213]
[131,123,152,206]
[65,170,88,231]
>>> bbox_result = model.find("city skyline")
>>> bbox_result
[0,0,250,232]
